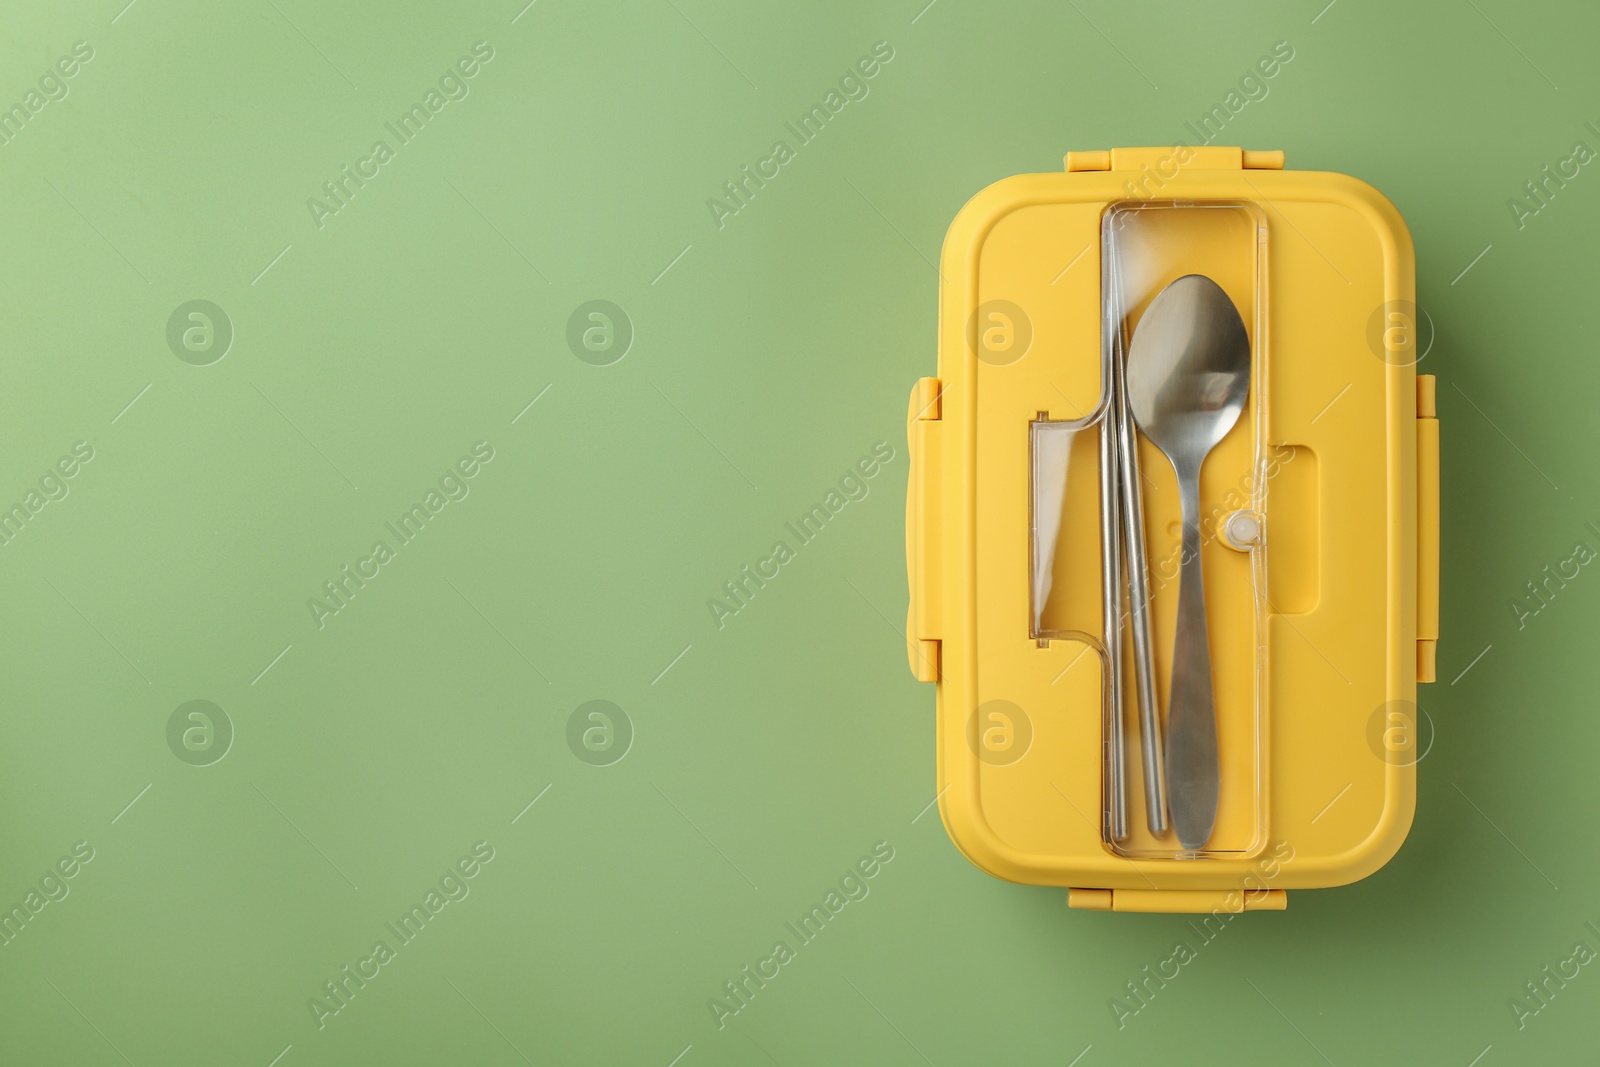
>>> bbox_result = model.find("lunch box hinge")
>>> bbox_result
[1416,374,1440,682]
[1065,147,1285,172]
[1068,887,1288,913]
[906,377,945,682]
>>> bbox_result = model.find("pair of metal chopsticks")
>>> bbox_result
[1099,312,1169,842]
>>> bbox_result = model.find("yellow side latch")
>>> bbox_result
[1416,375,1440,683]
[905,378,944,682]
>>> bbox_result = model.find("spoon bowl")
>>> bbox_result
[1127,277,1252,464]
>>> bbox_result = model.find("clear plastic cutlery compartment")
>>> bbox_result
[1029,200,1272,860]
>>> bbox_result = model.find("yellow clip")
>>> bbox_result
[1416,375,1440,682]
[1069,888,1288,913]
[1066,147,1286,173]
[905,378,944,682]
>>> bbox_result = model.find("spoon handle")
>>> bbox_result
[1167,468,1220,850]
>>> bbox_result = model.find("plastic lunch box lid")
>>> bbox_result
[905,148,1436,906]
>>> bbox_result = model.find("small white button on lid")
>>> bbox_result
[1221,510,1262,550]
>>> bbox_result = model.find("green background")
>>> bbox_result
[0,0,1594,1063]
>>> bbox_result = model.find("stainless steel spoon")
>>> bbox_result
[1125,274,1251,851]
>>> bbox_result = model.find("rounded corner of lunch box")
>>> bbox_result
[936,787,1040,885]
[940,173,1052,275]
[1301,169,1416,268]
[1316,787,1418,888]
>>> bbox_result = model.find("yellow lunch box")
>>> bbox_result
[904,146,1440,913]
